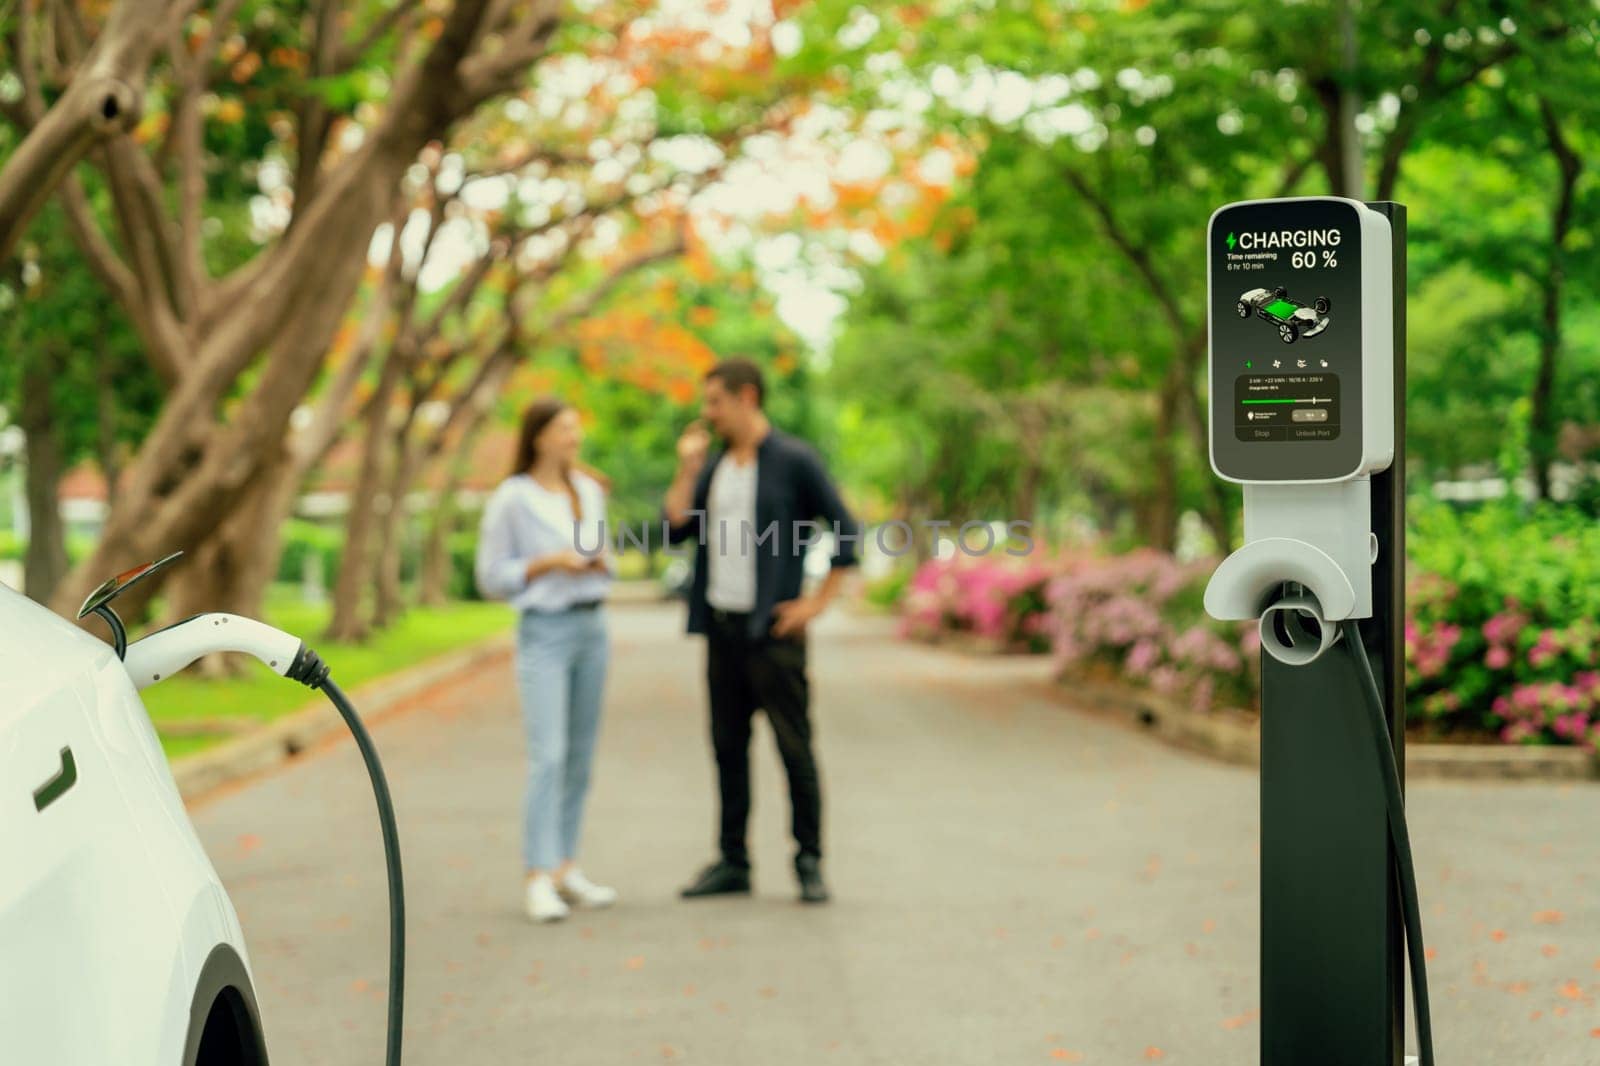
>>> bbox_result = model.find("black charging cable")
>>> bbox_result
[287,645,405,1066]
[1339,619,1434,1066]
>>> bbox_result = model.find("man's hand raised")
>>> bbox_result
[676,420,711,477]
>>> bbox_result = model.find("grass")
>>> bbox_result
[140,587,510,759]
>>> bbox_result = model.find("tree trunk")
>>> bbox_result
[167,286,394,633]
[1335,0,1364,197]
[327,348,407,641]
[1176,336,1236,555]
[370,385,432,630]
[418,392,494,606]
[163,448,300,675]
[370,440,412,630]
[1529,98,1581,501]
[1311,2,1364,200]
[419,473,465,607]
[95,342,121,509]
[19,352,70,605]
[1143,373,1181,553]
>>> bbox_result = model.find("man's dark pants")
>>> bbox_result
[706,607,822,868]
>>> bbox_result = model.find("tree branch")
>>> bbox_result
[525,233,687,343]
[456,0,561,105]
[102,136,195,320]
[55,171,198,384]
[1061,164,1190,344]
[287,0,343,226]
[57,172,139,309]
[334,0,423,73]
[1274,153,1315,198]
[0,0,167,262]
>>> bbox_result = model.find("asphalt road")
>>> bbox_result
[191,603,1600,1064]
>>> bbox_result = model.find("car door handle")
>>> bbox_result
[33,747,77,812]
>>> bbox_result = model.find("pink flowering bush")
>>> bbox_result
[1407,501,1600,750]
[900,554,1058,651]
[899,502,1600,749]
[900,549,1257,710]
[1045,549,1258,712]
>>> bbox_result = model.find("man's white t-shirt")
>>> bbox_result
[706,455,759,612]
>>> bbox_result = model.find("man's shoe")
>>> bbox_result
[680,860,752,899]
[796,855,830,905]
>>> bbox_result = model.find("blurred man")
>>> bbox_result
[664,358,860,905]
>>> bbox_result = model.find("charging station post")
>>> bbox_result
[1203,198,1412,1065]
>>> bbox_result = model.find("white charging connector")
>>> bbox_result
[122,613,304,689]
[121,609,405,1066]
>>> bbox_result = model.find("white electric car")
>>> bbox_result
[0,578,269,1065]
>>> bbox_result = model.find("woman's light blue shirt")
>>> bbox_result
[474,472,613,612]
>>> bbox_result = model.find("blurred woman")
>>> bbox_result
[475,398,617,923]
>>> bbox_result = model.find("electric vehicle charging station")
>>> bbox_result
[1203,197,1431,1066]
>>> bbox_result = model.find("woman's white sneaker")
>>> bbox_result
[525,874,570,923]
[559,868,618,909]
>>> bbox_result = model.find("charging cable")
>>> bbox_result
[1339,619,1434,1066]
[124,617,405,1066]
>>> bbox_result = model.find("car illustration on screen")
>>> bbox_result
[1236,287,1331,344]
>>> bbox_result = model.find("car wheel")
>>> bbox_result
[1236,301,1251,318]
[1273,286,1287,298]
[1314,296,1330,314]
[185,946,269,1066]
[1279,325,1297,344]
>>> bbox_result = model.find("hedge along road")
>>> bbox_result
[189,601,1600,1064]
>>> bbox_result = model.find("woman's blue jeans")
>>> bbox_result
[515,606,609,872]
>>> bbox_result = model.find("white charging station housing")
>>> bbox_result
[1202,197,1396,653]
[1207,196,1393,485]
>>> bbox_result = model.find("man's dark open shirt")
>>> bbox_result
[665,428,860,640]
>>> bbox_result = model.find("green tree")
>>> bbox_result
[0,201,159,603]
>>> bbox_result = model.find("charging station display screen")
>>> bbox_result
[1209,198,1364,482]
[1234,373,1341,441]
